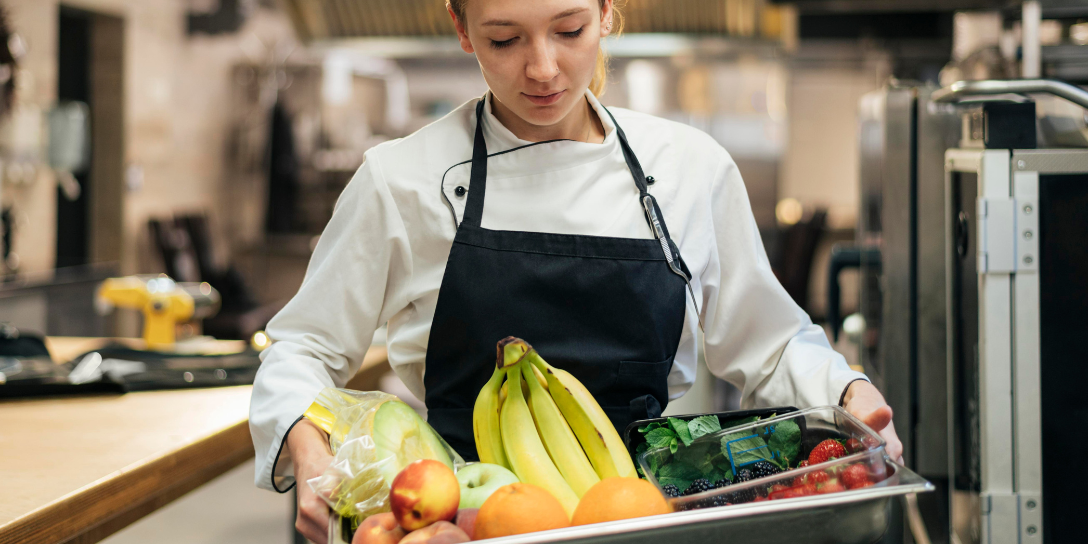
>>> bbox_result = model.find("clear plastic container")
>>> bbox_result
[637,405,888,511]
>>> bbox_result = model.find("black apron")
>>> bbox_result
[424,98,692,460]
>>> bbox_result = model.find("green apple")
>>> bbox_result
[456,463,519,509]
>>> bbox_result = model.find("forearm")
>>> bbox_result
[287,418,332,469]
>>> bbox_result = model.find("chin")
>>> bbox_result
[518,95,578,126]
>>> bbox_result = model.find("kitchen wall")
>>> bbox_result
[3,0,299,276]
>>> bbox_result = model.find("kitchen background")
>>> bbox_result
[2,0,1086,542]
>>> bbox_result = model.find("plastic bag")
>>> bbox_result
[304,388,464,528]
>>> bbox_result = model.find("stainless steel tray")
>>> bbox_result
[330,460,931,544]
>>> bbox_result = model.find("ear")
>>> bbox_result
[599,0,614,38]
[448,5,475,54]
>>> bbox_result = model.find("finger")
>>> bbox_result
[880,426,903,461]
[302,506,331,535]
[296,517,328,544]
[860,405,893,432]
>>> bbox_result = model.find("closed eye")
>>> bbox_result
[490,37,517,49]
[560,27,584,38]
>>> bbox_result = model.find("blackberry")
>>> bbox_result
[661,484,680,497]
[750,461,781,479]
[713,479,731,489]
[728,469,756,503]
[683,478,712,496]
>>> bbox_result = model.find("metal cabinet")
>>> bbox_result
[945,147,1088,544]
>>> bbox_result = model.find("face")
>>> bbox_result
[450,0,613,127]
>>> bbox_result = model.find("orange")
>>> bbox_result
[571,477,672,526]
[474,483,570,539]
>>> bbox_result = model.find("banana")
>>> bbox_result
[500,365,580,518]
[530,363,548,390]
[473,366,510,469]
[524,349,638,479]
[521,360,599,497]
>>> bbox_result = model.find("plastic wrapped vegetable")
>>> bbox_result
[304,388,464,528]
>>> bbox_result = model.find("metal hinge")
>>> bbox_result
[976,197,1037,274]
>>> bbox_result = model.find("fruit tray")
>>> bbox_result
[329,460,932,544]
[637,406,888,509]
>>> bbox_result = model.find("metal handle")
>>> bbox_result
[932,79,1088,110]
[826,245,880,343]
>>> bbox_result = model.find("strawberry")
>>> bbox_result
[797,460,810,469]
[817,479,846,494]
[792,482,818,496]
[841,464,874,489]
[845,438,865,453]
[769,484,789,494]
[808,439,847,465]
[792,469,829,487]
[769,487,800,500]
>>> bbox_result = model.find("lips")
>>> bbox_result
[523,90,565,106]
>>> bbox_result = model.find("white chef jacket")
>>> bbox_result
[250,90,867,492]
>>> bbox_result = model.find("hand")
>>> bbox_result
[842,380,904,463]
[287,418,335,544]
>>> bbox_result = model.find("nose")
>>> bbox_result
[524,38,559,82]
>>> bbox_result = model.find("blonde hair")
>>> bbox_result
[446,0,622,97]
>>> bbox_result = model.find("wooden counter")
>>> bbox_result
[0,338,389,544]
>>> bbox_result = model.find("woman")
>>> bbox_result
[250,0,903,541]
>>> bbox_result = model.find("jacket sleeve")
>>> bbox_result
[698,149,867,409]
[249,151,413,492]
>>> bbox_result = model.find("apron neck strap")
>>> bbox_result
[462,99,490,229]
[462,96,654,228]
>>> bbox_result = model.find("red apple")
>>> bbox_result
[453,508,478,540]
[398,521,470,544]
[389,459,460,531]
[353,512,407,544]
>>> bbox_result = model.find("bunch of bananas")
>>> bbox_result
[472,337,637,517]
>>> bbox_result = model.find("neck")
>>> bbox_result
[489,93,606,144]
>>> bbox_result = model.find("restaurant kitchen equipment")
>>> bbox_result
[934,79,1088,544]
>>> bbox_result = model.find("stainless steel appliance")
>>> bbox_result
[935,79,1088,544]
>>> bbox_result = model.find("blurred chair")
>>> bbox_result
[770,209,827,314]
[149,214,284,340]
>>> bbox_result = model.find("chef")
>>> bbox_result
[250,0,904,541]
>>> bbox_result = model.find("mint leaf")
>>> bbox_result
[720,432,771,470]
[648,452,663,476]
[673,440,716,475]
[766,420,802,467]
[645,427,677,450]
[636,442,649,455]
[639,422,665,434]
[658,461,703,481]
[668,417,694,446]
[714,462,735,482]
[708,467,727,484]
[669,437,679,454]
[687,415,721,440]
[658,477,693,492]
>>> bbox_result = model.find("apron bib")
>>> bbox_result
[423,98,691,460]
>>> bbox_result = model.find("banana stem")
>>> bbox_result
[521,349,552,373]
[497,337,532,369]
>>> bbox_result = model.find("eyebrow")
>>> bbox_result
[481,7,589,27]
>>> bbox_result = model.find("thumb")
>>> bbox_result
[858,404,893,433]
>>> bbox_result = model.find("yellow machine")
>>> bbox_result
[96,275,221,349]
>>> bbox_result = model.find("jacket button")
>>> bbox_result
[646,176,656,185]
[455,186,466,197]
